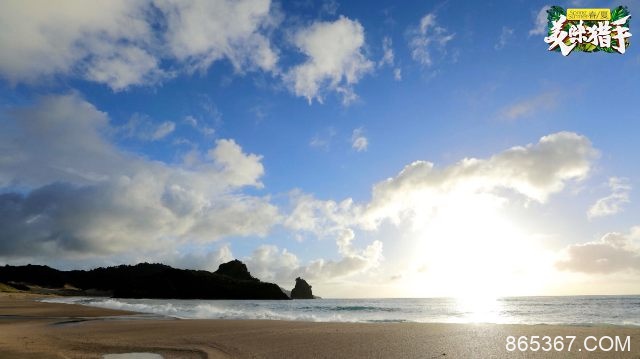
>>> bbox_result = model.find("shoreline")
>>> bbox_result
[2,293,640,358]
[39,295,640,328]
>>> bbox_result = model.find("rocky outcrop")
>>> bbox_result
[290,277,314,299]
[214,259,257,281]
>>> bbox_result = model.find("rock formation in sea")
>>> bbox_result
[290,277,314,299]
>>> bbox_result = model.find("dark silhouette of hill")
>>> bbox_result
[0,260,289,300]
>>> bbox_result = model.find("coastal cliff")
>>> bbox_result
[0,260,289,300]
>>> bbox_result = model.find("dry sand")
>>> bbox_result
[1,293,640,358]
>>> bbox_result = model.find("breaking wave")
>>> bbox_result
[41,296,640,325]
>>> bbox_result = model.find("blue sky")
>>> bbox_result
[0,0,639,297]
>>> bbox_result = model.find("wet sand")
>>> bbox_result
[1,293,640,358]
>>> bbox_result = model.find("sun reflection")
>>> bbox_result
[455,295,504,324]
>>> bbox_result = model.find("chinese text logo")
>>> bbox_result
[544,6,632,56]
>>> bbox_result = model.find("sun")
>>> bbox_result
[406,191,552,298]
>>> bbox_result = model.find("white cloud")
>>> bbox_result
[309,137,329,150]
[285,16,374,104]
[530,5,551,36]
[499,90,560,121]
[152,122,177,140]
[284,190,358,235]
[208,139,265,188]
[0,0,279,90]
[379,36,395,67]
[154,0,279,73]
[378,36,401,81]
[184,115,216,136]
[0,94,279,258]
[149,244,234,272]
[184,116,198,128]
[244,245,300,283]
[320,0,340,16]
[362,132,597,227]
[278,192,381,282]
[393,68,402,81]
[83,46,167,91]
[495,26,514,50]
[244,238,383,285]
[556,228,640,274]
[309,127,337,151]
[301,236,383,281]
[408,13,455,66]
[0,1,160,90]
[588,177,631,218]
[351,127,368,152]
[121,114,176,141]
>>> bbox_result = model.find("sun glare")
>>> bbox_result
[407,191,552,298]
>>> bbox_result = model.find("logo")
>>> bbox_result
[544,6,632,56]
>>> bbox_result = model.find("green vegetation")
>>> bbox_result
[0,282,21,293]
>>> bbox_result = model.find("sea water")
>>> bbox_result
[43,296,640,326]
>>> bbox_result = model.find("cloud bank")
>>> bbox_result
[0,0,280,91]
[0,94,278,258]
[362,132,597,228]
[0,1,375,104]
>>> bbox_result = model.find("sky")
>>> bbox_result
[0,0,639,298]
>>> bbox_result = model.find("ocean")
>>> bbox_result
[42,296,640,326]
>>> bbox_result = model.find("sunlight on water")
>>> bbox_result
[454,296,504,324]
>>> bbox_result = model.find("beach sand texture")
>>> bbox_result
[2,293,640,358]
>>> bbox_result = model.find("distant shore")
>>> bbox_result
[2,293,640,358]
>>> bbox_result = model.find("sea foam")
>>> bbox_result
[42,296,640,325]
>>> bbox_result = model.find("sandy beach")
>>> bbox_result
[0,293,639,358]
